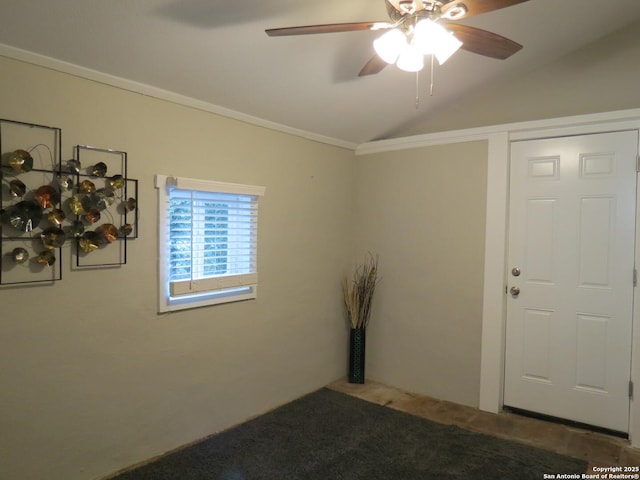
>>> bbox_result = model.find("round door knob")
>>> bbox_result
[510,286,520,296]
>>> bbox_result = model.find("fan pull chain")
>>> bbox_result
[429,53,434,96]
[415,54,436,109]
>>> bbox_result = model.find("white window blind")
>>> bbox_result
[156,175,265,312]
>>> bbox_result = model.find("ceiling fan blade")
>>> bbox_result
[441,0,530,20]
[359,55,389,77]
[266,22,387,37]
[446,24,522,59]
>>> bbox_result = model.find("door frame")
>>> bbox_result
[479,111,640,445]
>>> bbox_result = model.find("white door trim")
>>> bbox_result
[480,116,640,445]
[479,132,510,413]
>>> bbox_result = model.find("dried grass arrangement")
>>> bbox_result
[342,254,379,329]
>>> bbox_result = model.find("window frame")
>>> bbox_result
[155,174,265,313]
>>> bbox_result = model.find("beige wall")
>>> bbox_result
[392,18,640,137]
[353,141,488,407]
[3,17,635,476]
[0,56,355,480]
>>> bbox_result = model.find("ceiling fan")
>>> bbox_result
[266,0,529,76]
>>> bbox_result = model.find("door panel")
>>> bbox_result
[504,130,638,433]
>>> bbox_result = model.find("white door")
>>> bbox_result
[504,130,638,433]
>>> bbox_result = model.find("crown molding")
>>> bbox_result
[0,43,357,151]
[3,42,639,155]
[356,108,640,155]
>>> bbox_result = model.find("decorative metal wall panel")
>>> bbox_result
[1,119,63,285]
[0,119,139,286]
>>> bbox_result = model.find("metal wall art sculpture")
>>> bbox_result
[0,119,139,286]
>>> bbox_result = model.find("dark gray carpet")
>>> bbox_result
[111,388,587,480]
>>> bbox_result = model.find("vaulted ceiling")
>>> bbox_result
[1,0,640,147]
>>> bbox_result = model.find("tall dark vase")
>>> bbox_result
[348,327,366,384]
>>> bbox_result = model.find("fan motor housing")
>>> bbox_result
[388,1,445,15]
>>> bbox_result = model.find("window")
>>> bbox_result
[156,175,265,312]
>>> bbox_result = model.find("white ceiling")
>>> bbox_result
[1,0,640,147]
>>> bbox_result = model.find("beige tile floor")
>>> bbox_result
[328,378,640,472]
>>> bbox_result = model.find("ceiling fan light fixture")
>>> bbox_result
[413,18,463,64]
[373,28,407,64]
[396,43,424,72]
[433,31,463,64]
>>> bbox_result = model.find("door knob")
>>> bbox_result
[510,286,520,296]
